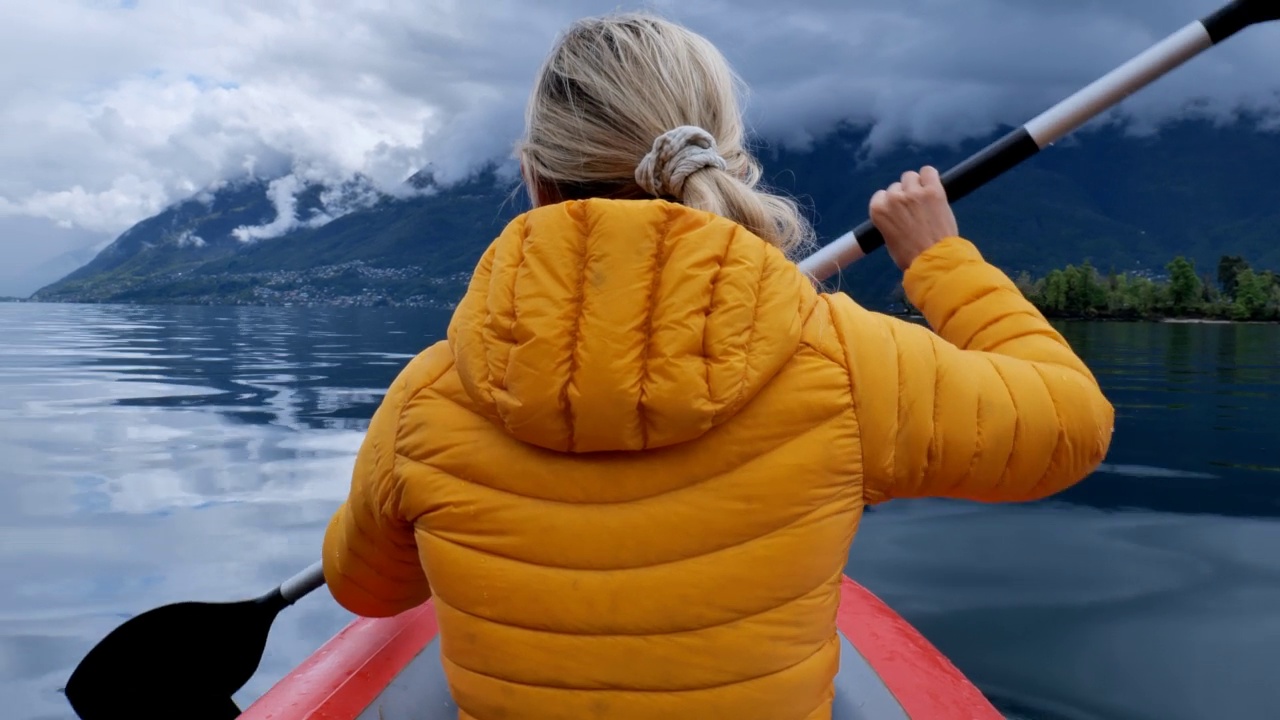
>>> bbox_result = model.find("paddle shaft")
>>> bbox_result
[279,560,326,604]
[797,0,1280,282]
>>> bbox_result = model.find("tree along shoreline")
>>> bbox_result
[1012,255,1280,322]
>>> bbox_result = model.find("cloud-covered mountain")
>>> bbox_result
[32,118,1280,309]
[2,0,1278,264]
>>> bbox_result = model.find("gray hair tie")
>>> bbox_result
[634,125,728,199]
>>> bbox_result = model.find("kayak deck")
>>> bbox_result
[241,576,1001,719]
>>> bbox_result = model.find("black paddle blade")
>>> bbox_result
[66,591,287,720]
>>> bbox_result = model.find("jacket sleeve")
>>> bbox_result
[828,237,1114,504]
[322,367,432,617]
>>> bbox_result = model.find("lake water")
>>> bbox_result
[1,302,1278,720]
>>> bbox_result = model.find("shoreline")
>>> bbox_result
[885,309,1277,326]
[8,299,1280,325]
[1160,317,1235,325]
[1040,315,1277,325]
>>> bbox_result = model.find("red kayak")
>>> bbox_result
[240,575,1001,719]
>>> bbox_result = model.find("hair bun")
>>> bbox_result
[634,125,728,199]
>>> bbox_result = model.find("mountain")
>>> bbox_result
[32,117,1280,310]
[0,239,105,298]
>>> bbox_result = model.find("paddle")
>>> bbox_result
[798,0,1280,282]
[64,560,326,720]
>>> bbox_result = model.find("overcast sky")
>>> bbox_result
[1,0,1278,293]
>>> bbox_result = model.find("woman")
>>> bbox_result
[322,12,1113,720]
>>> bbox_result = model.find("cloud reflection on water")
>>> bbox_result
[0,303,428,718]
[1,303,1279,720]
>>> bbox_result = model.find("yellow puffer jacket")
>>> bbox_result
[323,198,1113,720]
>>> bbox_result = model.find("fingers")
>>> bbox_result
[873,183,904,219]
[888,166,945,199]
[872,166,945,216]
[869,188,889,216]
[900,170,921,192]
[869,165,958,272]
[918,166,945,198]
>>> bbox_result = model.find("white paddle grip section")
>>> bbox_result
[797,230,864,281]
[1024,22,1213,147]
[280,560,327,605]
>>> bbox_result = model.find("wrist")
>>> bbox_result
[902,236,979,303]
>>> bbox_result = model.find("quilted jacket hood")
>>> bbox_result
[447,198,813,453]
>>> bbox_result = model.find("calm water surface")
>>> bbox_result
[1,303,1278,720]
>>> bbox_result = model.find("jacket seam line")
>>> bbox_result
[963,372,984,491]
[396,353,458,422]
[889,319,904,492]
[923,256,980,332]
[396,405,846,507]
[441,637,832,694]
[431,578,835,639]
[706,224,736,422]
[819,296,868,504]
[928,332,942,491]
[947,283,1005,344]
[417,494,839,573]
[502,215,529,402]
[985,324,1070,354]
[988,359,1022,495]
[1028,363,1068,496]
[637,208,674,448]
[560,201,592,452]
[388,351,458,523]
[731,227,767,411]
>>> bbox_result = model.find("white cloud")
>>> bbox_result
[232,175,303,242]
[0,0,1277,245]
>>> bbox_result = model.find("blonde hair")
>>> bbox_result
[517,12,815,258]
